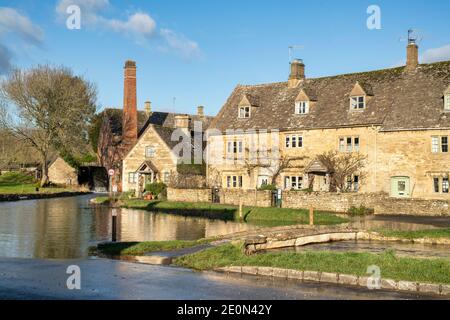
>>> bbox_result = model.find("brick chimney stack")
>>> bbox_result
[406,41,419,71]
[122,60,138,145]
[288,59,305,88]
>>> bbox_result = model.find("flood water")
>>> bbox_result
[1,195,448,260]
[0,195,257,259]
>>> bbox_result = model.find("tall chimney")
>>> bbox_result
[144,101,152,116]
[288,59,305,88]
[197,106,204,117]
[406,41,419,71]
[123,60,138,145]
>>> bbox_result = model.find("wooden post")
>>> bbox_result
[111,208,118,242]
[309,206,314,226]
[239,198,243,220]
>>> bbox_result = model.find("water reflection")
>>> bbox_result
[0,195,256,259]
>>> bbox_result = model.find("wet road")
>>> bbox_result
[0,258,437,300]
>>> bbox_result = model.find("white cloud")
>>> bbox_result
[0,43,12,73]
[421,45,450,63]
[160,29,201,60]
[0,7,44,74]
[55,0,200,60]
[0,7,44,46]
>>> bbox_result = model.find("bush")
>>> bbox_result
[0,172,35,186]
[145,182,167,197]
[257,184,277,191]
[347,206,374,216]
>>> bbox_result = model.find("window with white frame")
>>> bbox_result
[285,134,303,148]
[445,95,450,111]
[226,175,243,188]
[443,178,449,193]
[163,171,170,183]
[284,176,303,190]
[346,175,360,192]
[339,137,360,152]
[145,146,155,158]
[226,140,243,157]
[128,172,137,184]
[238,106,251,118]
[295,101,309,114]
[350,96,365,110]
[432,136,449,153]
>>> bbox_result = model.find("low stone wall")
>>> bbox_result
[282,191,450,216]
[167,188,211,203]
[220,189,272,207]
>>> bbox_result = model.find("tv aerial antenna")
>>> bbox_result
[399,29,423,44]
[289,45,304,63]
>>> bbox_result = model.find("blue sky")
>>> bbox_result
[1,0,450,116]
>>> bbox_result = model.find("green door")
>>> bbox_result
[391,177,411,198]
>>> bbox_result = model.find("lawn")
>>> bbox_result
[375,228,450,240]
[174,243,450,285]
[0,171,76,194]
[96,239,210,256]
[119,199,348,225]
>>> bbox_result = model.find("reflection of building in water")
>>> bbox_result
[118,209,257,242]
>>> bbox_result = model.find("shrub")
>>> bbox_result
[145,182,167,197]
[257,184,277,191]
[0,172,36,186]
[347,206,374,216]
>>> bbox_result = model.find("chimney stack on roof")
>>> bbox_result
[122,60,138,145]
[144,101,152,116]
[174,114,190,136]
[406,41,419,71]
[197,106,204,117]
[288,59,305,88]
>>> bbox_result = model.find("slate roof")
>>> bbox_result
[209,61,450,133]
[103,109,213,138]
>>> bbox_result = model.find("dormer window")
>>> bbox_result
[295,101,309,114]
[238,106,250,118]
[445,94,450,111]
[350,96,365,110]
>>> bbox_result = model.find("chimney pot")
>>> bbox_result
[197,106,204,117]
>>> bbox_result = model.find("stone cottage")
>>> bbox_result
[47,156,78,186]
[98,60,212,191]
[207,40,450,200]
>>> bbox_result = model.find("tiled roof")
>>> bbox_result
[209,61,450,133]
[103,109,213,137]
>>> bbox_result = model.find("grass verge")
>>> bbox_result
[118,199,348,226]
[174,243,450,285]
[375,228,450,240]
[97,239,210,256]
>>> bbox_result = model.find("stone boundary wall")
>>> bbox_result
[220,189,272,207]
[215,266,449,297]
[282,191,450,216]
[167,188,211,203]
[167,188,449,216]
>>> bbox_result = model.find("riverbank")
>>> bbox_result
[0,191,92,202]
[174,243,450,288]
[93,197,348,226]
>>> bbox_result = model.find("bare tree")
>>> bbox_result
[0,65,97,186]
[242,147,307,186]
[317,151,367,192]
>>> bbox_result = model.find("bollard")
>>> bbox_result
[111,208,118,242]
[309,206,314,226]
[239,199,243,220]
